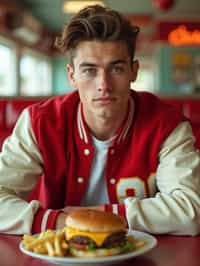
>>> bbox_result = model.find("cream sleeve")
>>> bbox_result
[125,121,200,236]
[0,109,43,234]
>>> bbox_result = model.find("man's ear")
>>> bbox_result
[131,60,139,82]
[66,64,77,88]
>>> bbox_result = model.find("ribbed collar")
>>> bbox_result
[77,96,134,145]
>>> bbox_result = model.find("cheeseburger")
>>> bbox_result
[65,209,132,257]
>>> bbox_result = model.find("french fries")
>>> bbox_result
[22,229,69,257]
[127,235,146,250]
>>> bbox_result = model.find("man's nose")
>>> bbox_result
[97,71,111,92]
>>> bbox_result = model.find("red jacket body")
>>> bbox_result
[28,90,185,231]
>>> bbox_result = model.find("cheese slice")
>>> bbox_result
[66,227,111,247]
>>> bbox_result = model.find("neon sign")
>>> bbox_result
[168,25,200,46]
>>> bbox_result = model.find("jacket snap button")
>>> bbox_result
[84,149,90,155]
[110,149,115,155]
[77,177,84,183]
[110,178,115,184]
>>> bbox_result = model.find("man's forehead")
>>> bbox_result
[72,41,130,66]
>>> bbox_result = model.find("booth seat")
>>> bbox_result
[0,98,45,150]
[0,96,200,150]
[162,98,200,149]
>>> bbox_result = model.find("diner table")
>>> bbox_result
[0,233,199,266]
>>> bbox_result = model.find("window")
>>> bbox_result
[0,38,17,96]
[0,36,53,96]
[20,50,52,96]
[131,57,156,93]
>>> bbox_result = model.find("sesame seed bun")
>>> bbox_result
[65,209,126,233]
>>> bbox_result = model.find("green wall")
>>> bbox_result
[52,56,73,95]
[156,44,200,95]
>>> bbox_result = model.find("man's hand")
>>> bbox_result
[55,212,68,230]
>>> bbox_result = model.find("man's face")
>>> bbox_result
[67,41,138,121]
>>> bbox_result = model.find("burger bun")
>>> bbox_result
[65,209,126,233]
[70,245,126,258]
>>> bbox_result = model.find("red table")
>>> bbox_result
[0,234,199,266]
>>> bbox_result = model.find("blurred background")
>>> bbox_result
[0,0,199,97]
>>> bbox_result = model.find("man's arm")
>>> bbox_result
[121,122,200,235]
[0,109,60,234]
[81,122,200,236]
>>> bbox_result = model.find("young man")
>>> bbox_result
[0,5,200,236]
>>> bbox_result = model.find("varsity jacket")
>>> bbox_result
[0,90,200,235]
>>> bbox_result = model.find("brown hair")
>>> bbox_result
[55,5,140,64]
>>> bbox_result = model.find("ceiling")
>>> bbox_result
[15,0,200,33]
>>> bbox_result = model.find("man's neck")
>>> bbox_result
[84,108,129,141]
[90,118,119,140]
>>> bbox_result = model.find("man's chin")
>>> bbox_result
[94,109,115,120]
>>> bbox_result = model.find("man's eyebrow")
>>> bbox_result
[79,62,97,68]
[79,59,128,68]
[110,59,128,65]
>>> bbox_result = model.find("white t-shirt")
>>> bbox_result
[80,136,114,205]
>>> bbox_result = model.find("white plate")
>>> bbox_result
[19,230,157,266]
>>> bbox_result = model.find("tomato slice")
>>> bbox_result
[70,242,88,250]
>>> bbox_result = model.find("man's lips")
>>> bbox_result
[93,97,116,103]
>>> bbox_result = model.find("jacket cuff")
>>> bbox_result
[104,203,128,226]
[31,208,62,234]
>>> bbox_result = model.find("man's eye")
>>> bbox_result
[111,66,124,73]
[83,68,96,75]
